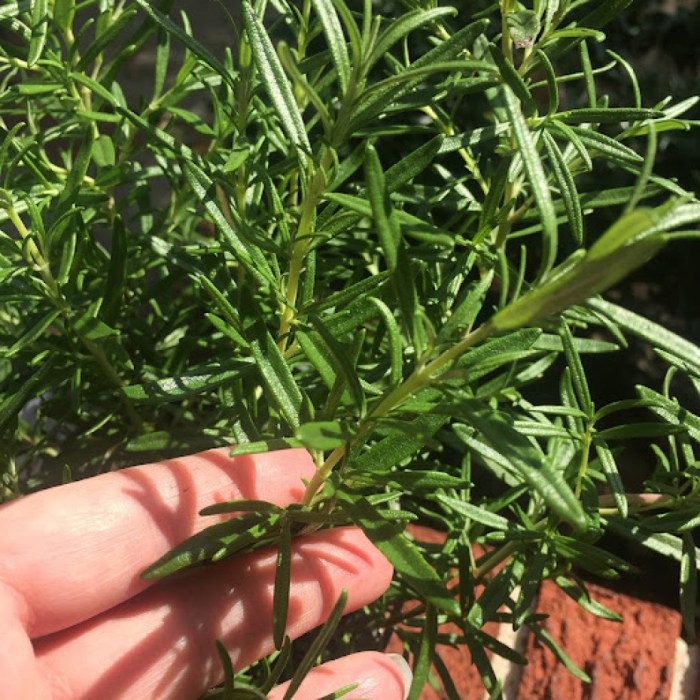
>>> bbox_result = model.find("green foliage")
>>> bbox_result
[2,0,700,695]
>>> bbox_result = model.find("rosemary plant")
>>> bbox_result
[2,0,700,696]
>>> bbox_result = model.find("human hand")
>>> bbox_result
[0,447,411,699]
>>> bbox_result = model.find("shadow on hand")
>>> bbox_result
[35,527,374,699]
[116,448,305,597]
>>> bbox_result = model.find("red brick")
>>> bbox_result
[387,525,495,699]
[385,528,685,698]
[518,579,681,700]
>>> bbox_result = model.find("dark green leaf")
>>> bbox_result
[460,402,588,531]
[57,125,95,211]
[407,604,437,700]
[273,516,292,649]
[353,413,449,473]
[76,8,139,71]
[595,423,686,441]
[368,297,402,386]
[28,0,48,66]
[141,512,279,579]
[565,125,644,165]
[296,329,337,390]
[101,217,127,324]
[545,120,593,170]
[681,533,698,644]
[278,42,332,136]
[593,438,628,518]
[491,209,665,333]
[371,470,469,490]
[542,130,584,245]
[502,86,557,280]
[337,491,460,615]
[438,270,494,342]
[535,48,559,116]
[457,328,542,372]
[365,144,400,270]
[182,162,275,288]
[588,299,700,377]
[0,361,53,434]
[242,2,310,152]
[366,7,457,71]
[437,494,515,532]
[515,548,549,623]
[559,322,593,414]
[605,517,700,567]
[249,321,303,430]
[54,0,76,33]
[197,275,244,325]
[259,638,292,694]
[644,511,700,534]
[348,19,489,132]
[124,362,254,404]
[555,575,622,621]
[296,420,353,451]
[385,135,444,193]
[72,312,118,342]
[543,0,633,62]
[200,500,283,516]
[282,590,348,700]
[324,0,360,64]
[229,439,303,456]
[93,134,115,167]
[125,432,224,454]
[133,0,236,91]
[206,314,249,349]
[468,558,524,628]
[593,397,663,421]
[6,309,61,358]
[635,386,700,441]
[301,271,390,314]
[215,641,236,700]
[531,625,591,682]
[555,108,662,125]
[506,9,540,49]
[309,314,365,413]
[310,0,351,92]
[555,534,637,578]
[489,45,536,117]
[152,26,171,101]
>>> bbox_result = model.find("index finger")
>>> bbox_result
[0,447,315,638]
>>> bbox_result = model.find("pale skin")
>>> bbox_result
[0,447,410,699]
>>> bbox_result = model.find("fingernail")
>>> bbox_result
[387,653,413,700]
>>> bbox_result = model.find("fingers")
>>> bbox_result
[0,582,50,700]
[34,527,393,700]
[0,447,315,638]
[269,652,411,700]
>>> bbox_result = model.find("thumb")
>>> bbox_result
[268,651,412,700]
